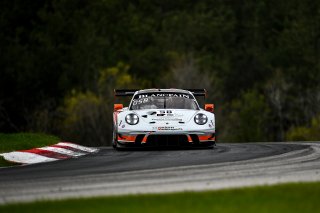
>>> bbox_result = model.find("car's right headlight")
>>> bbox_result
[125,113,139,125]
[194,113,208,125]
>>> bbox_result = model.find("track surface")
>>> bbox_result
[1,142,320,204]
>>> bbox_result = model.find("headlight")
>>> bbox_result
[194,113,208,125]
[125,113,139,125]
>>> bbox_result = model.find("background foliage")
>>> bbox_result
[0,0,319,145]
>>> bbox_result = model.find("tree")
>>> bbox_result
[223,90,270,142]
[58,63,142,146]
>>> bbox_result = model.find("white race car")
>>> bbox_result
[112,89,215,149]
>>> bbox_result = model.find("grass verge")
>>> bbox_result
[0,182,319,212]
[0,133,60,167]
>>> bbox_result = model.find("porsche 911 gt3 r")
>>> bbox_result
[112,89,215,149]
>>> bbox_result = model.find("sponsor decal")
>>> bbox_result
[155,126,183,131]
[137,93,191,99]
[132,98,150,106]
[151,118,182,121]
[147,110,182,117]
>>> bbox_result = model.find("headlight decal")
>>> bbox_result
[194,113,208,125]
[125,113,139,125]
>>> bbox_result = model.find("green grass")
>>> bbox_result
[1,182,320,213]
[0,156,16,167]
[0,133,60,166]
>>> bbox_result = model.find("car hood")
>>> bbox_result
[132,109,199,124]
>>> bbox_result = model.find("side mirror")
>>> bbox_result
[205,104,214,113]
[114,104,123,112]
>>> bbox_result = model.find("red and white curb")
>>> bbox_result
[0,142,99,164]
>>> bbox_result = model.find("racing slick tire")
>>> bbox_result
[112,127,126,150]
[112,125,118,149]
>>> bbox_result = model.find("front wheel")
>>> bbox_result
[112,126,117,149]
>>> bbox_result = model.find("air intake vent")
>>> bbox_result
[146,135,189,146]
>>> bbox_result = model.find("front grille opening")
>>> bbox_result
[135,134,145,144]
[190,134,199,144]
[146,135,189,147]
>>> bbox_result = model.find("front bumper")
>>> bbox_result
[117,131,215,147]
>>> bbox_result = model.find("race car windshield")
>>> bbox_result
[130,92,199,110]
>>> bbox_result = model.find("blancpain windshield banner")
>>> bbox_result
[136,92,192,99]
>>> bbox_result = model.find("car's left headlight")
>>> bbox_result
[125,113,139,125]
[194,113,208,125]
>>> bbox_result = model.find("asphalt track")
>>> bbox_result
[1,142,320,204]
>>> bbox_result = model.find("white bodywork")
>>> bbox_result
[117,108,215,134]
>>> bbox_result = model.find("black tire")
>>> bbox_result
[112,125,117,149]
[113,127,125,151]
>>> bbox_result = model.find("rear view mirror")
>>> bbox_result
[205,104,214,113]
[114,104,123,112]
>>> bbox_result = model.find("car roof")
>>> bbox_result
[135,88,192,94]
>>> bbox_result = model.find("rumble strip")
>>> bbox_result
[0,142,98,164]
